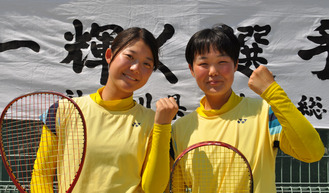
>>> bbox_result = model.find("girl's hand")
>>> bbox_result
[248,65,275,95]
[154,97,179,125]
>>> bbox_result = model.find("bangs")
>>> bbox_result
[193,32,228,57]
[185,26,240,68]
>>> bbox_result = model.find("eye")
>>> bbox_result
[125,54,134,60]
[197,62,208,67]
[143,63,153,69]
[218,61,227,65]
[218,60,233,67]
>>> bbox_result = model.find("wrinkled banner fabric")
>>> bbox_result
[0,0,328,128]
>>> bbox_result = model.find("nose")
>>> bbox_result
[209,64,219,76]
[130,60,140,74]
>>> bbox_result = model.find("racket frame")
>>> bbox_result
[0,91,87,193]
[169,140,254,193]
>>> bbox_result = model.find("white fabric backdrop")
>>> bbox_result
[1,0,328,128]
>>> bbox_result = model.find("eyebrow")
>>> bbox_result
[127,49,154,62]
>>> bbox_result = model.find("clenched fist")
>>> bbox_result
[154,97,179,125]
[248,65,275,95]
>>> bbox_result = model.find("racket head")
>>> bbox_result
[0,91,87,193]
[169,141,253,193]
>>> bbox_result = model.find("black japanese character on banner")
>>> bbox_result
[61,20,177,86]
[85,23,124,85]
[0,40,40,53]
[61,19,123,85]
[168,94,186,120]
[138,93,185,119]
[156,24,178,84]
[138,93,153,108]
[298,20,329,80]
[66,89,83,98]
[297,95,327,120]
[237,25,271,77]
[61,19,91,71]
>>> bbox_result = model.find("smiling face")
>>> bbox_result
[190,46,238,100]
[104,39,154,100]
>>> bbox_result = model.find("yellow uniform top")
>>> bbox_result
[171,82,324,193]
[31,87,171,193]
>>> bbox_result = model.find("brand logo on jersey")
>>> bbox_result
[237,118,247,124]
[132,121,141,127]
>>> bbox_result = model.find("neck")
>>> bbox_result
[102,85,132,101]
[91,87,135,111]
[204,89,232,110]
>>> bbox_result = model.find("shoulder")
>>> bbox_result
[134,103,155,116]
[243,96,264,104]
[173,111,198,127]
[71,95,92,104]
[70,95,94,109]
[237,97,269,117]
[241,97,268,108]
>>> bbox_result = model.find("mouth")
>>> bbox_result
[208,80,222,85]
[123,73,138,81]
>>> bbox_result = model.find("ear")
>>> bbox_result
[189,64,195,77]
[105,48,112,64]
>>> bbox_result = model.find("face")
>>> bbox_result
[105,40,154,99]
[190,47,238,99]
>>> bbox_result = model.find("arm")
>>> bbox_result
[249,65,324,163]
[30,125,58,193]
[261,82,324,162]
[142,97,178,193]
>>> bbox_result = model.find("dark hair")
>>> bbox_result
[185,24,240,70]
[110,27,159,70]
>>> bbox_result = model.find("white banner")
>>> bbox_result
[1,0,328,128]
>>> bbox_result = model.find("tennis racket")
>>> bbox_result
[0,91,87,193]
[169,141,253,193]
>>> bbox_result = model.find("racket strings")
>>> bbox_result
[0,93,86,193]
[171,144,252,193]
